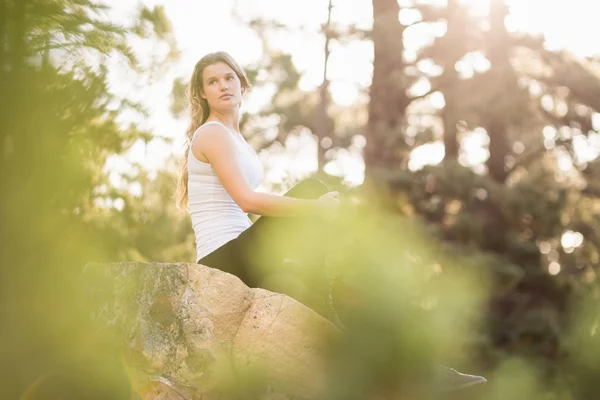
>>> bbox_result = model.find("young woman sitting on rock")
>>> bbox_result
[175,51,486,391]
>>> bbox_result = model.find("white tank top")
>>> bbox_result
[187,121,264,262]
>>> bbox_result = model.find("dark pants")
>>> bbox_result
[197,178,339,322]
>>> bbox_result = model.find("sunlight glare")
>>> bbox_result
[461,130,490,166]
[458,0,489,15]
[455,0,600,56]
[507,0,599,56]
[548,262,561,276]
[409,143,444,171]
[106,0,600,187]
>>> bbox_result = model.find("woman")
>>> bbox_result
[175,51,486,390]
[175,51,341,314]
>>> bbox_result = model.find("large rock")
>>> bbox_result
[83,262,339,400]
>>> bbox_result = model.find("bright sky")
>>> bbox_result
[104,0,600,190]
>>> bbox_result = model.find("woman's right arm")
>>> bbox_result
[192,124,338,217]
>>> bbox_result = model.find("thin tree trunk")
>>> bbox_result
[315,0,334,174]
[42,35,51,70]
[441,0,462,162]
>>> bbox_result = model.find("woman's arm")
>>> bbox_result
[192,124,338,217]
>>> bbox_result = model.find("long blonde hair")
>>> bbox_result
[175,51,251,210]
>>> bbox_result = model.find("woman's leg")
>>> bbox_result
[197,178,336,319]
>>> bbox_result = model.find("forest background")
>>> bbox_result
[1,0,599,398]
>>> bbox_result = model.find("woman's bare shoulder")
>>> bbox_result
[191,122,235,161]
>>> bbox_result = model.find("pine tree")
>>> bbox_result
[0,1,177,397]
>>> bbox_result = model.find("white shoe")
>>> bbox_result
[435,366,487,392]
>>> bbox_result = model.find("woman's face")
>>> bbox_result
[200,62,243,111]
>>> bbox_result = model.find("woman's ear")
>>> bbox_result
[199,89,207,99]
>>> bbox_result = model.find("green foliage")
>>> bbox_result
[90,158,195,263]
[0,0,178,397]
[359,0,600,398]
[169,77,188,118]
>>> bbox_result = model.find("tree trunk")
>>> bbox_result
[486,116,509,184]
[315,0,334,174]
[485,0,510,184]
[441,0,463,162]
[442,97,459,161]
[316,80,330,173]
[480,0,511,253]
[364,0,410,184]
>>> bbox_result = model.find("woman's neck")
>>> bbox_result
[208,109,240,132]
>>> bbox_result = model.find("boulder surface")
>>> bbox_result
[83,262,339,400]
